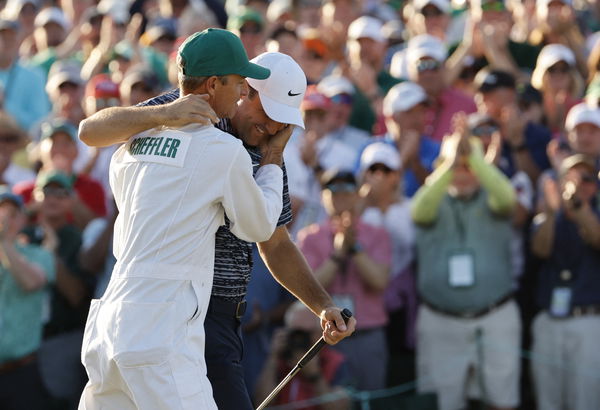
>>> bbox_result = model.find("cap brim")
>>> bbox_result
[239,62,270,80]
[258,91,305,129]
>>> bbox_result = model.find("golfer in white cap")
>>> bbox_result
[78,49,356,409]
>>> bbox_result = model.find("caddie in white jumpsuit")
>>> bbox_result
[78,29,284,410]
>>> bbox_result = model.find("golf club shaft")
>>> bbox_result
[255,309,352,410]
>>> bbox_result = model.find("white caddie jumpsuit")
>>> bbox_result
[78,124,283,410]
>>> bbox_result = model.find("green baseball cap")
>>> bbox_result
[178,28,270,80]
[36,171,74,192]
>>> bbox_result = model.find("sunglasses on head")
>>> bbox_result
[416,59,441,73]
[368,163,393,173]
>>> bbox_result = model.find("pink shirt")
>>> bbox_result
[424,87,477,142]
[297,220,391,330]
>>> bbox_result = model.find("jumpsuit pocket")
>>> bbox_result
[109,300,177,368]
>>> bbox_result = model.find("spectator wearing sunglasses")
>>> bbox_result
[405,0,452,42]
[357,143,419,380]
[530,153,600,410]
[531,44,584,135]
[298,169,391,391]
[0,112,35,188]
[13,120,107,230]
[405,34,477,142]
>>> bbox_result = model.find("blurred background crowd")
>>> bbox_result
[0,0,599,409]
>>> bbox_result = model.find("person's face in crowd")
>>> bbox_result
[232,90,287,147]
[108,56,134,85]
[53,81,85,121]
[84,93,121,117]
[0,27,19,67]
[17,2,38,33]
[476,87,517,120]
[0,201,24,237]
[303,109,332,137]
[413,57,445,97]
[328,93,353,130]
[449,157,480,198]
[296,0,323,27]
[40,132,78,171]
[238,22,264,59]
[298,46,329,83]
[391,103,427,135]
[0,131,22,170]
[151,35,176,56]
[38,182,73,219]
[266,33,302,61]
[541,0,571,28]
[569,123,600,157]
[35,22,66,49]
[348,37,386,69]
[124,81,157,106]
[363,162,401,199]
[211,74,249,120]
[470,121,501,150]
[321,182,359,216]
[321,0,360,30]
[561,164,599,204]
[81,14,103,46]
[543,61,572,93]
[414,5,450,38]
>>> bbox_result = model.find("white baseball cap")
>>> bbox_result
[347,16,385,43]
[246,52,307,129]
[406,34,448,64]
[360,142,402,173]
[413,0,451,14]
[34,7,71,31]
[45,61,83,94]
[317,75,355,98]
[383,81,428,116]
[565,102,600,131]
[531,44,575,89]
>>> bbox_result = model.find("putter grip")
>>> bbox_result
[297,308,353,368]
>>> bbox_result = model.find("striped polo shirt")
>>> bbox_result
[139,89,292,301]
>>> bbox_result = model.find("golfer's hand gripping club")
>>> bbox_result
[256,308,353,410]
[298,308,353,369]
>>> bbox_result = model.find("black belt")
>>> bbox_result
[207,297,247,319]
[423,293,514,319]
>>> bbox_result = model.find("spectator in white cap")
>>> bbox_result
[357,142,418,358]
[316,74,371,166]
[405,0,452,41]
[404,34,477,142]
[0,18,50,131]
[565,103,600,163]
[78,49,355,409]
[1,0,40,41]
[29,7,71,75]
[531,44,584,135]
[533,0,588,76]
[364,81,440,197]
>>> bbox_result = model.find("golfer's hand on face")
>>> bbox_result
[320,306,356,345]
[260,125,294,166]
[163,94,219,127]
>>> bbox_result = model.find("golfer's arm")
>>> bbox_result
[258,226,335,317]
[79,106,166,147]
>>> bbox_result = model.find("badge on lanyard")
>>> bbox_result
[448,250,476,288]
[550,287,572,317]
[332,295,355,315]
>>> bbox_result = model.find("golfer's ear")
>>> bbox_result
[205,76,219,97]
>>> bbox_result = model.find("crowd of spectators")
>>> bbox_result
[0,0,599,409]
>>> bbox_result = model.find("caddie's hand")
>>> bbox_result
[163,94,218,128]
[320,306,356,345]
